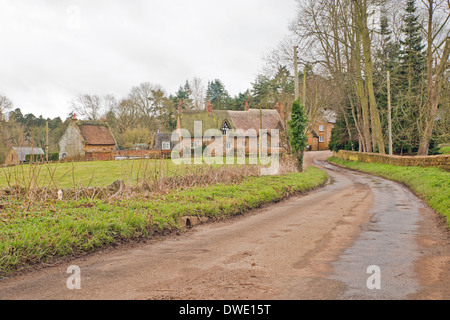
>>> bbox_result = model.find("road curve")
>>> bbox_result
[0,151,448,300]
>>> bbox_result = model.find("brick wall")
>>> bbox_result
[335,150,450,171]
[114,150,171,160]
[308,122,334,151]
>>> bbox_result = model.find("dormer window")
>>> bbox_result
[221,121,231,136]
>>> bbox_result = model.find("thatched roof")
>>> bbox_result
[228,109,284,133]
[178,109,284,137]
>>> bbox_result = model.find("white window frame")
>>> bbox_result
[319,136,325,143]
[319,125,325,132]
[226,142,232,150]
[161,142,171,150]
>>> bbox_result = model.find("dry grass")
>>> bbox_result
[0,156,300,204]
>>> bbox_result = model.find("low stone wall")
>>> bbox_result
[335,150,450,171]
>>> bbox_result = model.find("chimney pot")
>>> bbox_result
[206,101,213,114]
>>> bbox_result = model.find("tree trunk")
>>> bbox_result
[359,0,385,154]
[354,25,372,153]
[418,2,450,155]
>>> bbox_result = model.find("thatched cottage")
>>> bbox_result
[176,102,287,155]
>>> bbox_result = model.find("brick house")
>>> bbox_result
[308,110,337,151]
[176,102,287,155]
[59,116,117,161]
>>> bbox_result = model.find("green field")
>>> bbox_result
[0,167,328,277]
[329,157,450,227]
[0,159,180,189]
[0,157,273,190]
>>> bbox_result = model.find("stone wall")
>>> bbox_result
[59,123,85,160]
[335,150,450,171]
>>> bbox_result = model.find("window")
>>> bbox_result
[319,136,325,143]
[226,142,233,150]
[319,125,325,132]
[191,142,198,149]
[221,121,231,136]
[162,142,171,150]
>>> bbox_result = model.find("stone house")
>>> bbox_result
[59,116,117,161]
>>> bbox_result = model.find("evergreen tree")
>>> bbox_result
[251,66,294,110]
[205,79,231,110]
[288,99,308,172]
[399,0,425,92]
[173,80,194,110]
[329,112,359,152]
[392,0,426,154]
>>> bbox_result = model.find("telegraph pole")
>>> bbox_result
[294,46,299,101]
[46,121,49,162]
[303,69,307,107]
[387,71,393,155]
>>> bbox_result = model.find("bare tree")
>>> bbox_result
[0,94,13,120]
[418,0,450,155]
[353,0,386,153]
[190,77,205,110]
[70,94,105,121]
[114,98,139,134]
[129,82,164,128]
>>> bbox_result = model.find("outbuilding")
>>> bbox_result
[4,147,45,166]
[59,115,117,161]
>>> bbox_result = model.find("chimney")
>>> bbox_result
[206,101,213,114]
[274,103,285,122]
[245,101,249,112]
[178,101,183,115]
[72,113,78,122]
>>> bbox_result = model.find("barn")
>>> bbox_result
[59,116,117,161]
[4,147,45,166]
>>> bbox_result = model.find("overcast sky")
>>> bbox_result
[0,0,297,119]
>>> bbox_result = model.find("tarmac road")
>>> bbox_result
[0,151,448,300]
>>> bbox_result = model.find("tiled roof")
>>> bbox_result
[77,122,116,146]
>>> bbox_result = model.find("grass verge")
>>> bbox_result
[439,146,450,155]
[329,157,450,227]
[0,167,328,277]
